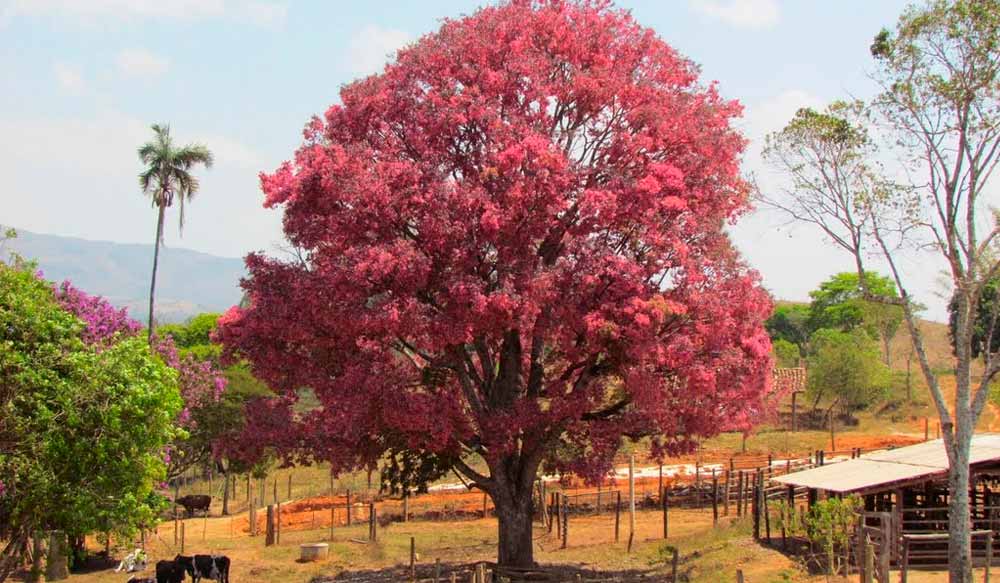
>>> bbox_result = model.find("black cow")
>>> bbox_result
[175,554,230,583]
[155,559,186,583]
[174,495,212,517]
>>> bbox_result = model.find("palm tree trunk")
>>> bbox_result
[147,203,166,344]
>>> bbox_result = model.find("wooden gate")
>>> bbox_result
[857,511,892,583]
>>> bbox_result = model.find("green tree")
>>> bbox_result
[802,496,863,576]
[809,272,903,366]
[765,303,811,354]
[772,338,801,368]
[138,124,213,344]
[949,276,1000,361]
[158,312,223,362]
[807,328,889,416]
[0,262,181,580]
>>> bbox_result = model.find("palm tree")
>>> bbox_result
[138,124,213,343]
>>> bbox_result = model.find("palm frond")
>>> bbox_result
[138,168,158,196]
[174,144,214,169]
[174,170,200,233]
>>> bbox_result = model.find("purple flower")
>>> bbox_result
[53,280,142,345]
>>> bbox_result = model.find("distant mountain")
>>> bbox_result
[4,227,246,324]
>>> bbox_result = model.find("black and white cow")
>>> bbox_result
[175,554,230,583]
[155,559,186,583]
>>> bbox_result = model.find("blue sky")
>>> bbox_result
[2,0,951,318]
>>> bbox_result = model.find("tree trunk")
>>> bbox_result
[495,490,535,568]
[948,432,972,583]
[147,203,166,344]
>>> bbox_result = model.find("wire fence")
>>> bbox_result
[158,445,878,543]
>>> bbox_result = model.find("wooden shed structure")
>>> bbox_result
[773,434,1000,568]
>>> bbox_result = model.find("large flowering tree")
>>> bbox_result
[219,0,773,566]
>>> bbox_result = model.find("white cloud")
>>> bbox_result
[690,0,780,30]
[116,48,170,78]
[3,0,286,26]
[343,25,411,76]
[53,62,86,94]
[8,0,225,21]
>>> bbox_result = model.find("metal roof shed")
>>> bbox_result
[773,434,1000,495]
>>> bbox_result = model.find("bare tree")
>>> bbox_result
[764,2,1000,581]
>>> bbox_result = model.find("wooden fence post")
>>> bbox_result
[369,502,377,542]
[900,537,909,583]
[287,473,292,500]
[329,505,335,541]
[403,491,410,523]
[347,490,352,526]
[987,531,993,583]
[752,478,760,540]
[561,494,568,549]
[723,471,730,516]
[627,454,636,553]
[662,487,669,539]
[549,493,556,534]
[614,491,621,543]
[695,463,701,505]
[265,505,275,546]
[276,501,281,544]
[862,534,874,583]
[736,569,744,583]
[410,536,416,581]
[877,517,890,582]
[712,474,719,526]
[737,471,744,518]
[762,472,771,543]
[482,492,488,518]
[539,480,547,526]
[555,493,562,538]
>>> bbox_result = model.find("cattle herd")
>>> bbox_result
[126,554,231,583]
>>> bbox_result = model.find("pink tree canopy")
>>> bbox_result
[219,0,775,565]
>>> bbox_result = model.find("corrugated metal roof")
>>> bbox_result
[772,434,1000,493]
